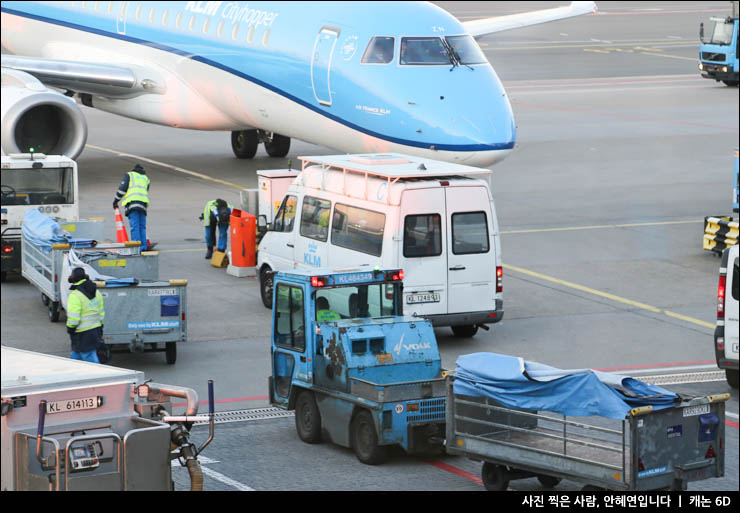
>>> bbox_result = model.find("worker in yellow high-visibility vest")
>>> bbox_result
[66,268,106,363]
[113,164,153,250]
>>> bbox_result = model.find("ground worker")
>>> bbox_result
[316,296,341,321]
[113,164,152,250]
[66,267,105,363]
[200,198,233,259]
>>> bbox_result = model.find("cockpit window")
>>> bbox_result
[400,37,450,65]
[445,35,488,65]
[361,36,395,64]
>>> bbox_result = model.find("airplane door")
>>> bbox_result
[311,26,340,106]
[117,1,128,35]
[445,186,496,314]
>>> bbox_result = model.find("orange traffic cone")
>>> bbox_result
[114,207,129,243]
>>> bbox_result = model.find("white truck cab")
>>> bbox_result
[715,244,739,388]
[256,153,503,338]
[1,153,79,281]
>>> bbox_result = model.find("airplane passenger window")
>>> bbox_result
[263,29,271,46]
[188,14,196,31]
[107,2,113,15]
[361,37,394,64]
[148,7,155,23]
[217,19,224,37]
[232,23,240,40]
[445,35,488,65]
[202,18,209,34]
[400,37,450,65]
[93,1,100,11]
[161,9,168,25]
[247,25,255,43]
[135,4,142,20]
[175,12,182,29]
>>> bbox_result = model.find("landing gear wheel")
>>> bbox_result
[260,267,274,309]
[262,132,291,158]
[165,342,177,365]
[49,301,60,322]
[726,369,739,389]
[537,474,562,488]
[231,130,259,159]
[295,391,322,444]
[451,325,478,338]
[351,410,387,465]
[481,462,509,491]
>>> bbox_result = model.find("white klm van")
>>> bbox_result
[715,244,739,389]
[256,153,503,338]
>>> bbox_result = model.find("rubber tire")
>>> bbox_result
[49,301,60,322]
[231,130,259,159]
[0,271,6,282]
[451,325,478,338]
[722,80,738,87]
[165,342,177,365]
[295,391,322,444]
[537,474,562,488]
[260,267,274,309]
[351,410,387,465]
[726,369,739,389]
[264,133,291,158]
[481,462,509,491]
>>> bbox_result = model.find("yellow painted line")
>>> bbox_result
[85,144,246,190]
[584,48,610,53]
[158,248,205,253]
[503,263,714,329]
[639,52,698,61]
[501,219,702,235]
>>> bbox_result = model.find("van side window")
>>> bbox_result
[300,196,331,242]
[275,284,305,351]
[403,214,442,258]
[331,203,385,257]
[273,195,297,232]
[732,258,739,301]
[451,212,489,255]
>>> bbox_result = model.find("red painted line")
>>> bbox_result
[727,420,739,429]
[426,460,483,486]
[595,360,716,372]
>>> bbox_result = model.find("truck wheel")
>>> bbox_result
[537,474,561,488]
[295,391,322,444]
[260,267,274,309]
[726,369,739,389]
[351,410,387,465]
[451,325,478,338]
[48,301,60,322]
[165,342,177,365]
[231,130,258,159]
[481,462,509,491]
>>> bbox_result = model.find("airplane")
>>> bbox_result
[1,1,597,167]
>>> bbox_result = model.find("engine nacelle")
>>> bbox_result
[1,68,87,159]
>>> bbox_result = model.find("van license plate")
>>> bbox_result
[46,396,99,414]
[682,404,710,417]
[407,293,440,304]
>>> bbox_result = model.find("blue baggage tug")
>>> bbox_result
[269,267,446,464]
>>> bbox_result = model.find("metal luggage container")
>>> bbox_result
[85,250,159,281]
[445,376,730,491]
[96,279,188,365]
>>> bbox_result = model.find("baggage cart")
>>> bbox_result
[1,347,215,491]
[96,279,188,365]
[445,375,730,491]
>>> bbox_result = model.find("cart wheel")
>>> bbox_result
[295,390,322,444]
[48,301,60,322]
[165,342,177,364]
[537,474,561,488]
[41,293,50,306]
[481,462,509,491]
[351,409,387,465]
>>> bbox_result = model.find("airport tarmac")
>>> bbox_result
[1,1,738,491]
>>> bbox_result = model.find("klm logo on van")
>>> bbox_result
[304,241,321,267]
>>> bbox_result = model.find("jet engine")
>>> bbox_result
[1,68,87,159]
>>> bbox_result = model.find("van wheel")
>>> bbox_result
[295,391,322,444]
[260,267,274,309]
[451,325,478,338]
[727,370,739,389]
[231,130,258,159]
[351,410,387,465]
[262,132,291,158]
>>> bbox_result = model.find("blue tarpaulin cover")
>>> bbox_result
[453,353,679,420]
[21,210,95,252]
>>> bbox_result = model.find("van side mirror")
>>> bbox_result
[700,22,704,42]
[257,214,268,233]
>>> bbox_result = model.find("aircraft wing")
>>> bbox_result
[1,54,165,98]
[462,1,598,38]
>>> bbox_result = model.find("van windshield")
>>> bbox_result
[315,283,400,321]
[1,167,74,205]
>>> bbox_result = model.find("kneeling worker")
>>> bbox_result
[66,267,105,363]
[200,198,232,259]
